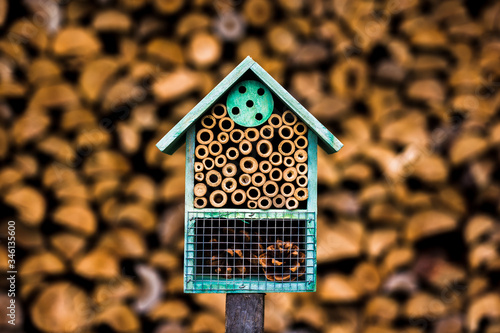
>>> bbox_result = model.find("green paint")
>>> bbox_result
[227,80,273,127]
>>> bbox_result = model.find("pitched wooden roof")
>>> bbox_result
[156,56,343,155]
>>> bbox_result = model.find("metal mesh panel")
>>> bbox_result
[185,211,316,293]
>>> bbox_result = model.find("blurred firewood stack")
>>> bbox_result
[0,0,500,332]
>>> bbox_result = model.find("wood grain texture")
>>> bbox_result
[225,294,264,333]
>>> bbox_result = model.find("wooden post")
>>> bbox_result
[225,294,265,333]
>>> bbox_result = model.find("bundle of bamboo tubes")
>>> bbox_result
[193,104,309,210]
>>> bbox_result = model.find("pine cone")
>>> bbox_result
[258,240,306,281]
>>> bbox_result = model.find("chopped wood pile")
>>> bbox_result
[0,0,500,332]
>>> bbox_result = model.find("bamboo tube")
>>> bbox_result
[201,115,216,129]
[230,129,244,143]
[294,122,307,135]
[256,139,273,158]
[194,162,203,172]
[195,172,204,182]
[215,154,227,168]
[194,197,207,208]
[246,186,261,200]
[286,197,299,210]
[195,145,209,159]
[248,200,258,209]
[218,132,229,144]
[240,157,258,173]
[294,187,308,201]
[239,173,252,187]
[203,157,215,170]
[226,147,239,160]
[239,139,252,155]
[259,160,272,173]
[296,175,308,187]
[245,128,260,142]
[283,156,295,167]
[194,183,207,196]
[270,168,283,182]
[269,152,282,166]
[278,125,294,139]
[210,190,227,207]
[273,194,286,208]
[260,125,274,139]
[231,189,246,205]
[297,163,308,175]
[208,141,223,156]
[294,149,308,163]
[294,135,308,149]
[258,196,272,210]
[278,140,295,156]
[206,170,222,187]
[283,167,298,182]
[219,117,235,132]
[282,110,297,126]
[263,180,279,197]
[251,172,266,187]
[222,178,237,193]
[223,163,237,177]
[211,103,227,119]
[281,183,295,197]
[268,114,282,128]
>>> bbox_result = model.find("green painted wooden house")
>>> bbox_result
[157,56,342,293]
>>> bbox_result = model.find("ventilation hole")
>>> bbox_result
[246,100,254,107]
[239,86,246,93]
[257,88,265,95]
[232,107,240,115]
[255,113,263,120]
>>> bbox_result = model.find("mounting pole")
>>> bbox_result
[225,294,265,333]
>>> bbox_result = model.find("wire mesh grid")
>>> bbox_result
[185,211,316,293]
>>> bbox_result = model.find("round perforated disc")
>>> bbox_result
[226,80,274,127]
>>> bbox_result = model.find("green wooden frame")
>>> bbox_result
[183,127,318,293]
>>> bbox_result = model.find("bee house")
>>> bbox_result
[157,57,343,293]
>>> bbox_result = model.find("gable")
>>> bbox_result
[156,56,343,155]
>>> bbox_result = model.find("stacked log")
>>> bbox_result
[0,0,499,332]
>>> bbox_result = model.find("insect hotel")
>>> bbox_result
[157,57,342,293]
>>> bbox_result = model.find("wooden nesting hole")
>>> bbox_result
[230,129,244,143]
[286,197,299,210]
[194,162,203,172]
[259,160,272,173]
[270,168,283,182]
[222,178,237,193]
[218,132,229,144]
[251,172,266,187]
[268,114,282,128]
[282,110,297,125]
[231,189,246,205]
[194,197,207,208]
[212,103,227,119]
[215,154,227,168]
[201,115,216,129]
[240,157,258,173]
[219,117,235,132]
[209,141,223,156]
[258,196,272,210]
[246,186,261,200]
[195,145,209,159]
[294,122,307,135]
[294,188,308,201]
[194,183,207,197]
[296,175,308,187]
[263,181,279,197]
[239,173,252,187]
[256,140,273,158]
[223,163,237,177]
[247,200,258,209]
[260,125,274,139]
[283,167,298,182]
[283,156,295,167]
[195,172,204,181]
[278,125,294,139]
[203,157,215,170]
[226,147,239,160]
[210,190,227,207]
[273,195,286,208]
[245,128,260,142]
[281,183,295,197]
[297,163,308,175]
[239,139,252,155]
[269,152,282,166]
[278,140,295,156]
[294,149,307,163]
[206,170,222,187]
[294,136,308,149]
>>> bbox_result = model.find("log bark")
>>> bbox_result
[225,294,265,333]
